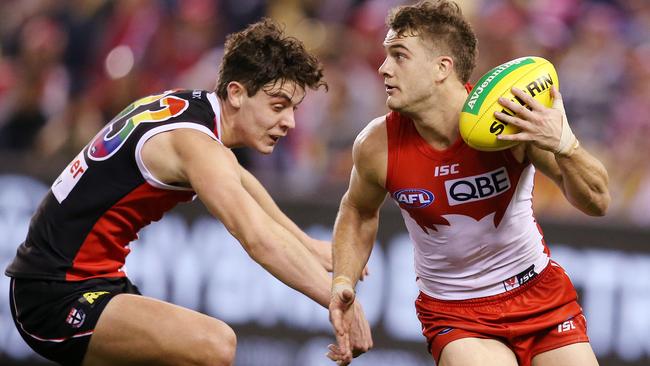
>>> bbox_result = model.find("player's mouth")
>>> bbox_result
[385,84,398,94]
[269,135,282,144]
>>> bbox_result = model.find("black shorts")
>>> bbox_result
[8,276,141,366]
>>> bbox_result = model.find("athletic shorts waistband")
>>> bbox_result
[418,261,558,307]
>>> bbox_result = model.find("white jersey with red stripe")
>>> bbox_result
[385,111,550,300]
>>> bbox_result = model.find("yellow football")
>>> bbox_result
[459,56,559,151]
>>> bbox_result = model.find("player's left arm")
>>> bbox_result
[239,164,333,270]
[496,87,610,216]
[526,141,610,216]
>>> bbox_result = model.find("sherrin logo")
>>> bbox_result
[394,189,434,208]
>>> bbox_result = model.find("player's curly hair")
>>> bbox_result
[216,18,327,99]
[387,0,477,83]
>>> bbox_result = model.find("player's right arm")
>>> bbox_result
[329,117,388,365]
[148,128,333,308]
[332,118,388,288]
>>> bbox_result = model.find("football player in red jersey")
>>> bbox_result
[6,19,371,366]
[327,1,609,366]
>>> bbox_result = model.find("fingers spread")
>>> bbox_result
[494,111,522,126]
[511,87,543,110]
[494,111,533,137]
[550,86,562,100]
[550,86,567,113]
[498,96,534,121]
[497,132,531,141]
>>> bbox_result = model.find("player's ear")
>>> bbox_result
[226,81,245,108]
[434,55,454,82]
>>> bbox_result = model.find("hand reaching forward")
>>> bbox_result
[349,300,373,358]
[309,238,335,272]
[328,277,372,365]
[495,87,578,156]
[308,239,370,279]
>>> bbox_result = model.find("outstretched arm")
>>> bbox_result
[496,87,610,215]
[329,120,387,365]
[239,165,334,270]
[143,128,373,360]
[170,129,332,307]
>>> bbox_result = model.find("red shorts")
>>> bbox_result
[415,262,589,366]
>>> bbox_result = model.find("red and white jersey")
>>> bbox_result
[385,111,549,300]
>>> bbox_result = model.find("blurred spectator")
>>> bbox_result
[558,3,626,143]
[0,15,69,151]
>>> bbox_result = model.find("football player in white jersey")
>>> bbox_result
[327,1,609,366]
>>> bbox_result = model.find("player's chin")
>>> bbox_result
[386,97,405,111]
[257,144,275,155]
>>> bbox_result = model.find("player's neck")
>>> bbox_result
[409,82,468,150]
[217,96,239,148]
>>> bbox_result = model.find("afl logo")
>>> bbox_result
[394,189,434,208]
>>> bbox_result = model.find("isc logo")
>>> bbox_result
[444,167,511,206]
[394,189,434,208]
[434,163,459,177]
[557,320,576,333]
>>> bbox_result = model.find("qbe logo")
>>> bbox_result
[394,189,434,208]
[444,167,511,206]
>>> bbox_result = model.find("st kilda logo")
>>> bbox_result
[66,307,86,328]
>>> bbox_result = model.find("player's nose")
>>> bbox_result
[378,57,392,77]
[279,110,295,130]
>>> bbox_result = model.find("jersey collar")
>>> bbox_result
[206,92,222,141]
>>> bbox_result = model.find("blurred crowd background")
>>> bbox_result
[1,0,649,226]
